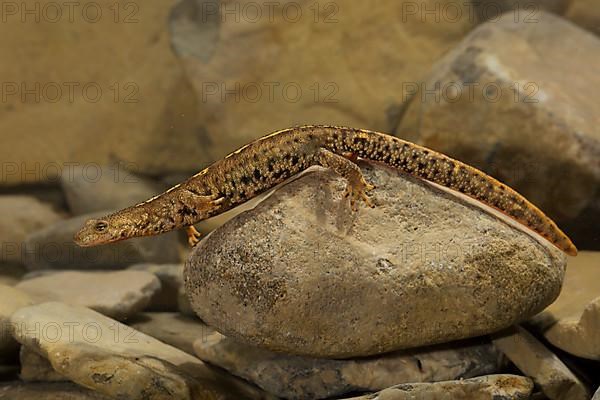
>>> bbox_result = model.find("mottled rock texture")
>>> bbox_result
[194,331,503,399]
[395,11,600,249]
[343,374,533,399]
[185,163,566,357]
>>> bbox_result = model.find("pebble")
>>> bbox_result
[492,326,590,400]
[127,264,184,312]
[185,163,567,357]
[16,270,161,321]
[193,331,504,399]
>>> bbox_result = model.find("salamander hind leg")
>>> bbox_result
[316,148,375,211]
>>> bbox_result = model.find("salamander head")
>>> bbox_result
[74,212,137,247]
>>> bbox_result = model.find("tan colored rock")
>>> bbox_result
[0,0,203,186]
[0,381,112,399]
[0,263,26,286]
[395,11,600,246]
[130,312,213,355]
[16,271,161,320]
[469,0,569,23]
[0,285,34,357]
[492,326,589,400]
[19,346,65,382]
[185,163,566,358]
[194,331,504,399]
[170,0,476,163]
[529,251,600,360]
[23,211,180,270]
[0,196,63,265]
[566,0,600,36]
[9,302,272,400]
[344,374,534,400]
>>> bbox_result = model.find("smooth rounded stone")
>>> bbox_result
[492,326,590,400]
[19,346,65,382]
[193,331,503,400]
[127,264,184,312]
[22,211,180,270]
[395,11,600,249]
[593,386,600,400]
[60,166,165,216]
[0,285,34,358]
[343,374,534,400]
[15,271,161,321]
[9,302,272,400]
[529,251,600,360]
[169,0,476,165]
[185,163,567,358]
[0,381,111,399]
[130,312,213,355]
[566,0,600,36]
[0,1,202,187]
[0,196,63,265]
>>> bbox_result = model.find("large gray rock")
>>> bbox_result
[23,212,180,270]
[0,196,63,265]
[0,285,34,358]
[0,381,111,399]
[395,11,600,249]
[343,374,534,400]
[185,163,567,358]
[15,271,161,321]
[193,331,503,400]
[9,302,271,400]
[492,326,590,400]
[60,166,164,216]
[529,251,600,360]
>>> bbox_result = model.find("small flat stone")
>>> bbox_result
[16,270,161,321]
[23,212,180,270]
[130,312,213,355]
[0,196,63,265]
[492,326,590,400]
[0,381,111,399]
[19,346,65,382]
[60,166,165,216]
[185,164,566,358]
[9,302,270,400]
[0,284,34,357]
[127,264,183,312]
[529,251,600,360]
[343,374,533,400]
[193,332,504,399]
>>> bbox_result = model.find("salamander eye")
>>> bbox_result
[94,221,108,232]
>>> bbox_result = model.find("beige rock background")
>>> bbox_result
[0,0,203,186]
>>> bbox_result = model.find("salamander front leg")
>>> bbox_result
[186,225,202,247]
[316,148,375,211]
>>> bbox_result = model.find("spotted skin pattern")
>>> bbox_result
[74,126,577,256]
